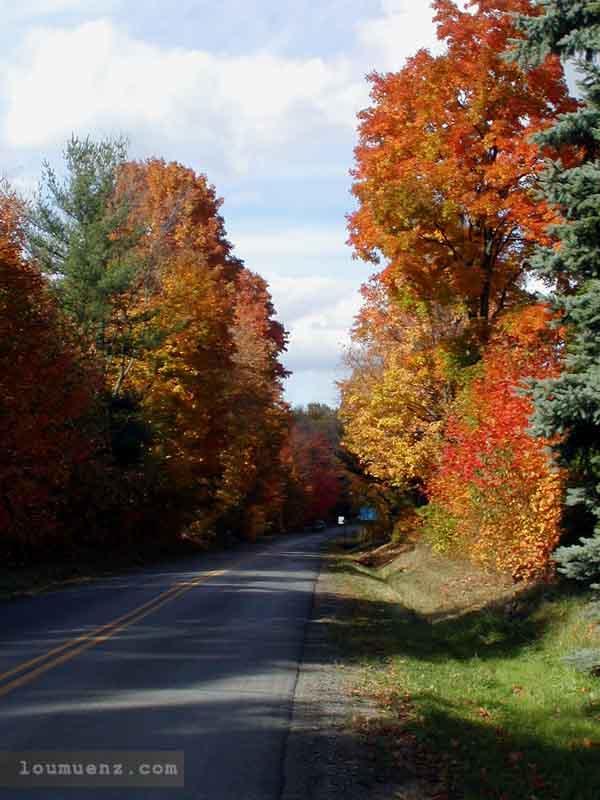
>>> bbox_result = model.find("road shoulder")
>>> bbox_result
[281,543,432,800]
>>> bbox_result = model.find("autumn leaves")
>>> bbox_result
[4,0,589,578]
[340,0,576,578]
[1,141,343,563]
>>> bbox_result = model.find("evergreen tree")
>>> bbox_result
[28,136,145,367]
[28,136,153,463]
[516,1,600,670]
[516,2,600,546]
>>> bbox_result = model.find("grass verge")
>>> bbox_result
[329,538,600,800]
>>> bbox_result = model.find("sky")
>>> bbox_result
[0,0,441,405]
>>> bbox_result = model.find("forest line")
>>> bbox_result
[1,143,346,564]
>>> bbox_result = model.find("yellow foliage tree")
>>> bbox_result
[340,278,454,492]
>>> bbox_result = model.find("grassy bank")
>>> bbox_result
[330,539,600,800]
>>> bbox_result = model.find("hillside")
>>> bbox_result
[327,536,600,800]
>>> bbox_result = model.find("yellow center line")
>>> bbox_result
[0,583,186,685]
[0,566,231,700]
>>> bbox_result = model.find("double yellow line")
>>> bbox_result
[0,566,230,700]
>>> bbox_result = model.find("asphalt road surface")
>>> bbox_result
[0,529,336,799]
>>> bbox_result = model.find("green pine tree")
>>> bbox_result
[27,136,155,463]
[29,136,137,337]
[516,1,600,671]
[516,3,600,537]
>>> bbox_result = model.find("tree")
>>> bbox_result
[340,341,446,493]
[26,136,157,465]
[349,0,574,338]
[115,159,291,540]
[10,136,301,558]
[28,136,140,352]
[114,157,242,283]
[282,406,344,529]
[130,258,235,511]
[339,276,460,494]
[0,187,100,559]
[216,269,290,539]
[514,0,600,667]
[514,2,600,545]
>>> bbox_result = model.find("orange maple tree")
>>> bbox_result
[349,0,575,332]
[115,157,242,282]
[112,159,292,539]
[218,269,290,539]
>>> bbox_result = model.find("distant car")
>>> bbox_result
[312,520,327,531]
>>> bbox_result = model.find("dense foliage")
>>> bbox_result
[282,404,347,530]
[340,0,579,580]
[8,0,600,619]
[425,306,565,579]
[340,278,450,494]
[0,190,100,559]
[348,0,573,332]
[1,140,342,563]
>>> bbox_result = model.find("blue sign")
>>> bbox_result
[359,506,377,521]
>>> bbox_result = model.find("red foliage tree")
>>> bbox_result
[426,305,564,579]
[0,192,100,559]
[284,424,342,528]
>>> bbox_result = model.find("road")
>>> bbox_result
[0,530,334,799]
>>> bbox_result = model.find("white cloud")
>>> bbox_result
[267,274,359,322]
[232,226,349,269]
[0,2,444,404]
[2,19,365,173]
[228,225,363,396]
[356,0,440,72]
[249,265,361,397]
[279,284,361,377]
[230,224,367,282]
[1,172,38,195]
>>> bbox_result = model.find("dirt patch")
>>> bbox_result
[368,541,520,621]
[356,540,414,569]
